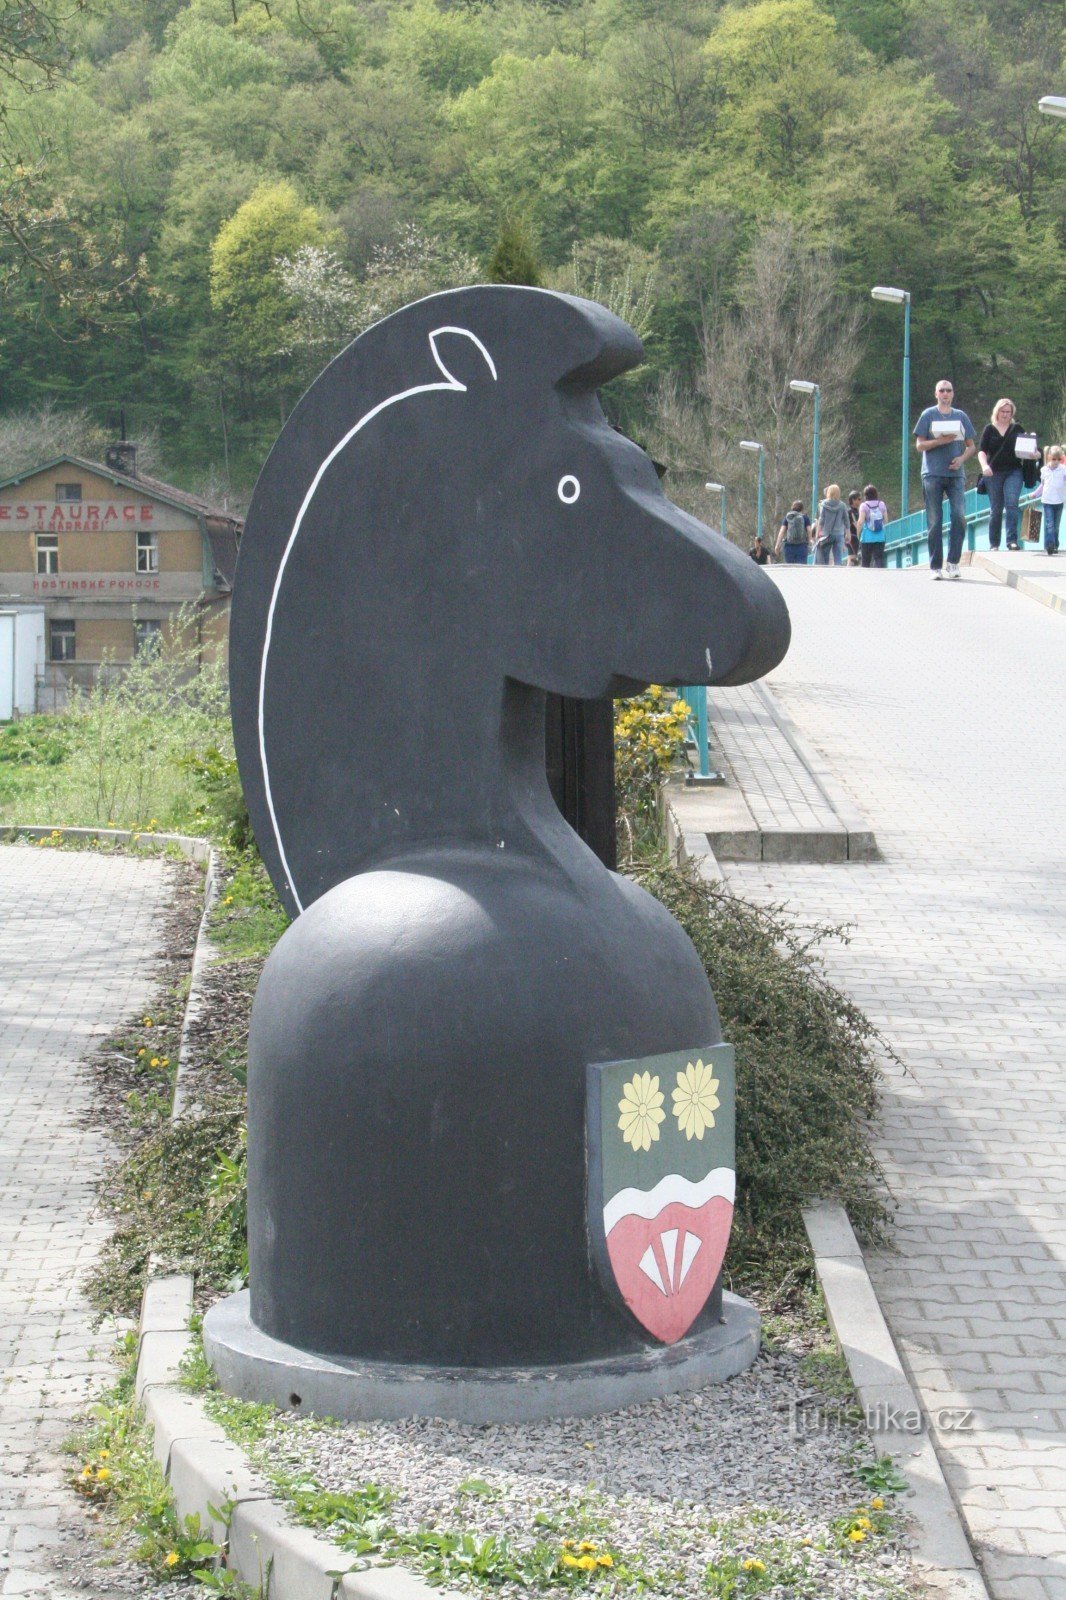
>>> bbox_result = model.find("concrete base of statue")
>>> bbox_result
[203,1290,759,1424]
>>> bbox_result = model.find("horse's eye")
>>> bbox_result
[557,475,581,505]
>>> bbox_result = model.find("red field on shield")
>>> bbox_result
[605,1195,733,1344]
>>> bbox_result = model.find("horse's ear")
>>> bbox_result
[429,325,499,393]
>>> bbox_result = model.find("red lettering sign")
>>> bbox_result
[0,506,8,520]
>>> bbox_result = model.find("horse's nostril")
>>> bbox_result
[558,475,581,505]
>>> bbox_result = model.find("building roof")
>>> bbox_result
[0,453,243,593]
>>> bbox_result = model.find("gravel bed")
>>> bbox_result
[217,1343,926,1600]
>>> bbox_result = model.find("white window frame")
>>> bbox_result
[36,534,59,575]
[136,530,158,573]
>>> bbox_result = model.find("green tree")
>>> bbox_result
[486,216,543,286]
[702,0,863,185]
[209,179,329,415]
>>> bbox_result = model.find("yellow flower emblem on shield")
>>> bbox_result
[672,1059,720,1140]
[618,1071,666,1151]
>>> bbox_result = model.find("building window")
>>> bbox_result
[50,620,75,662]
[36,534,59,575]
[55,482,82,502]
[134,619,162,657]
[136,530,158,573]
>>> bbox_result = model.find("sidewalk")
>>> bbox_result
[711,566,1066,1599]
[0,845,168,1599]
[671,680,874,862]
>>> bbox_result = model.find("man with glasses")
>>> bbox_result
[914,381,976,580]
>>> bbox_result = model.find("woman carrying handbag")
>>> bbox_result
[978,398,1036,551]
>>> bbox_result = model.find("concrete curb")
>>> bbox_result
[803,1203,991,1600]
[974,551,1066,616]
[751,683,878,861]
[2,824,211,860]
[134,1274,464,1600]
[171,845,221,1120]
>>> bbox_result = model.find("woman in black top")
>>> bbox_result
[978,398,1026,550]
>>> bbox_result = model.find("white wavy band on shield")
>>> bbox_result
[603,1167,735,1236]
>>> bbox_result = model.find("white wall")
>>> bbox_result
[0,606,46,719]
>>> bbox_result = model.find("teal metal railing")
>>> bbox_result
[677,685,723,784]
[882,487,1042,568]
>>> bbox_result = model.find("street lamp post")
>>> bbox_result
[1038,95,1066,117]
[788,380,820,521]
[739,441,764,546]
[704,480,727,544]
[871,287,911,519]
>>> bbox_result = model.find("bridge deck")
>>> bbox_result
[724,564,1066,1598]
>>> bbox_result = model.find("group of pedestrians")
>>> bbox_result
[748,379,1066,576]
[760,483,889,569]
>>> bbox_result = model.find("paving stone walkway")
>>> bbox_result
[0,844,168,1597]
[707,682,839,834]
[721,567,1066,1599]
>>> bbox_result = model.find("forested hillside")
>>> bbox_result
[1,0,1063,534]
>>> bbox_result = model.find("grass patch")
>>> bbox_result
[87,1101,246,1319]
[210,848,289,962]
[66,1335,223,1582]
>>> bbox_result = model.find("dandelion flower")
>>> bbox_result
[150,1058,160,1068]
[856,1515,872,1530]
[562,1540,576,1550]
[164,1552,180,1568]
[742,1558,766,1572]
[848,1528,866,1543]
[98,1450,109,1459]
[96,1467,110,1481]
[596,1555,613,1568]
[583,1441,594,1451]
[870,1496,884,1510]
[577,1556,596,1571]
[577,1541,597,1552]
[562,1554,581,1568]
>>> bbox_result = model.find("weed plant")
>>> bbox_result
[67,1334,223,1580]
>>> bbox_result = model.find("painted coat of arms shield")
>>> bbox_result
[587,1044,735,1345]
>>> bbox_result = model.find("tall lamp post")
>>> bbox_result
[788,380,820,521]
[871,286,911,518]
[1038,95,1066,117]
[739,441,764,546]
[704,480,727,543]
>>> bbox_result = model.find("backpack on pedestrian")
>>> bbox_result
[784,509,808,545]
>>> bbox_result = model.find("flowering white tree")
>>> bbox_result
[276,227,481,385]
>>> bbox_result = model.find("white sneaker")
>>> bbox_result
[947,562,961,579]
[932,568,944,580]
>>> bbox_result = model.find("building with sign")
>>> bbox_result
[0,442,241,709]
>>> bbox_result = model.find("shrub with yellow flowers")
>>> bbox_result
[614,685,692,857]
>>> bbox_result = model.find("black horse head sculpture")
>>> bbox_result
[226,286,789,1376]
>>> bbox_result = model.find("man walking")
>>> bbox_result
[914,380,976,579]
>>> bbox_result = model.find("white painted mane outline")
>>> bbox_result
[257,325,498,913]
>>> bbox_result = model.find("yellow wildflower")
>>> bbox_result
[742,1558,766,1572]
[870,1497,884,1510]
[561,1540,576,1549]
[164,1552,180,1568]
[596,1554,613,1568]
[98,1450,109,1459]
[562,1554,581,1568]
[137,1049,147,1058]
[223,894,233,905]
[856,1515,872,1530]
[150,1058,160,1068]
[583,1441,594,1450]
[143,1018,153,1027]
[848,1528,866,1543]
[160,1057,169,1068]
[80,1465,93,1478]
[577,1556,596,1571]
[96,1467,110,1481]
[577,1542,597,1552]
